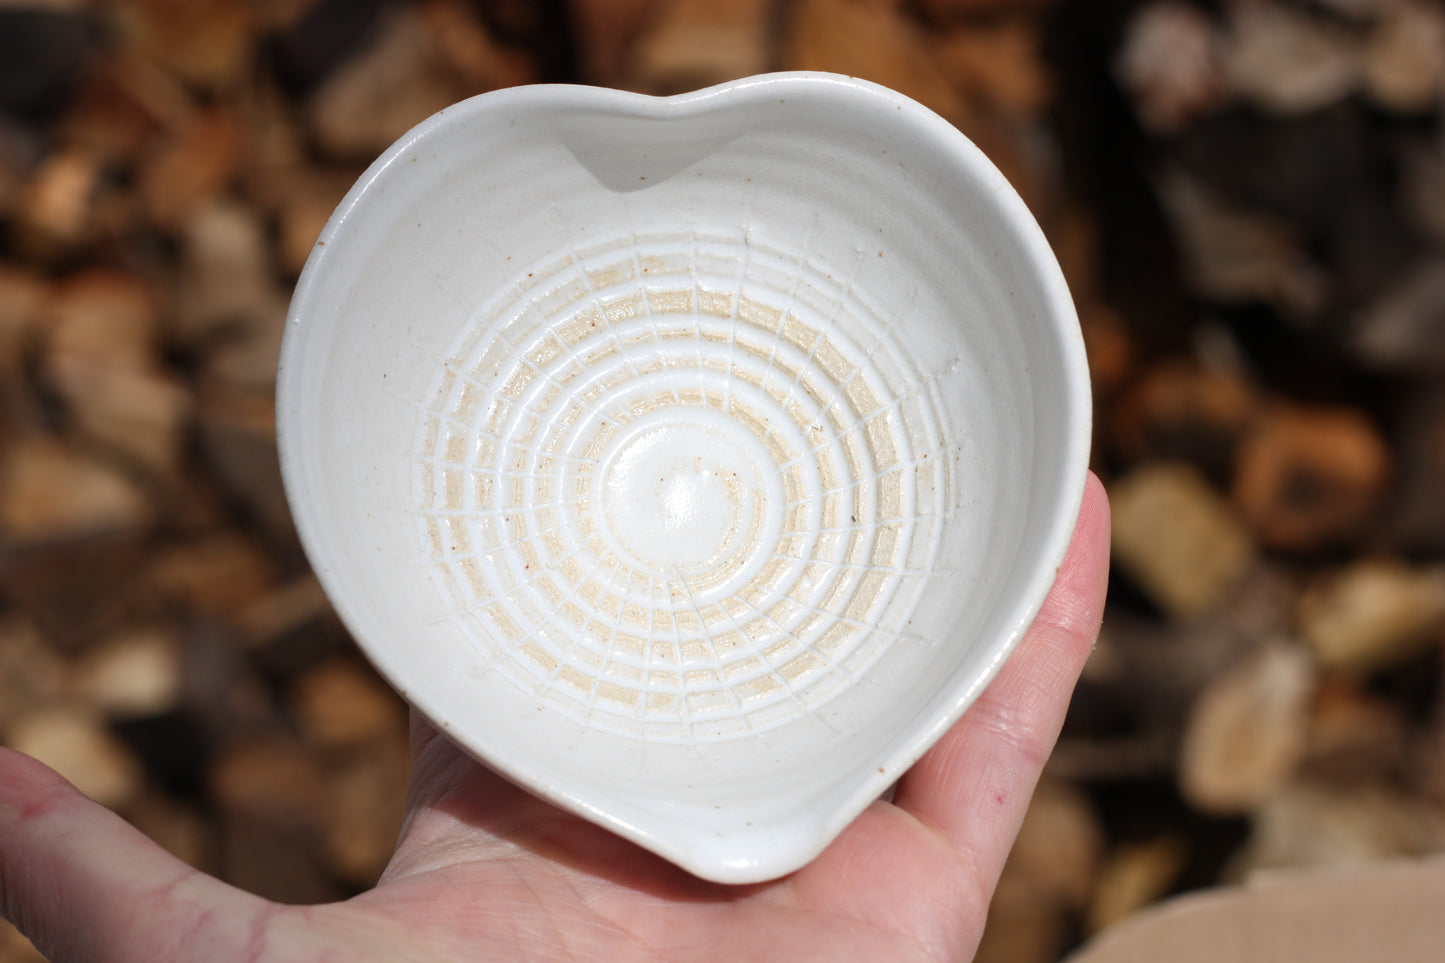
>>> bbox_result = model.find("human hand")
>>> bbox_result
[1,474,1109,963]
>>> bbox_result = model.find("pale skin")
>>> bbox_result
[0,475,1109,963]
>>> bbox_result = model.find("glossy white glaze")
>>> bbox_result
[277,72,1091,883]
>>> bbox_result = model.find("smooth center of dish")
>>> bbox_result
[598,408,778,578]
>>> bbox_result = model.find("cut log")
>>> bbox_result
[975,868,1070,963]
[42,270,191,474]
[57,53,193,162]
[1114,1,1226,134]
[1111,359,1259,472]
[0,434,152,546]
[622,0,771,95]
[6,704,145,810]
[1232,405,1391,553]
[1007,776,1104,910]
[1229,781,1445,880]
[139,106,242,230]
[916,0,1057,22]
[305,3,528,161]
[1220,2,1360,115]
[149,532,277,617]
[69,626,184,719]
[170,198,286,371]
[208,735,338,904]
[290,657,406,752]
[123,790,217,874]
[1360,0,1445,114]
[110,0,257,91]
[1070,565,1294,749]
[1155,169,1328,319]
[236,574,334,650]
[0,919,46,963]
[1385,386,1445,554]
[1088,837,1188,934]
[1078,301,1134,399]
[0,618,65,733]
[0,267,49,381]
[785,0,967,122]
[321,730,410,886]
[1352,255,1445,374]
[1297,558,1445,674]
[1178,641,1315,814]
[931,18,1052,117]
[195,386,295,543]
[1303,679,1407,783]
[14,145,103,259]
[1110,461,1256,620]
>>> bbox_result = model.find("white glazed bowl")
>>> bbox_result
[278,72,1090,884]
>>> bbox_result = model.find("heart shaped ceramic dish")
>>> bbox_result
[277,72,1090,883]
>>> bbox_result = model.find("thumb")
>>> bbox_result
[0,747,272,963]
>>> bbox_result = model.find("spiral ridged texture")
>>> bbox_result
[413,228,956,742]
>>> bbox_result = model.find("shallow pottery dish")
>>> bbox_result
[277,71,1091,884]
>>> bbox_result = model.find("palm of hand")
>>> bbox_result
[0,478,1108,963]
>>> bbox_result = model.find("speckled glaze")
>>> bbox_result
[277,72,1090,884]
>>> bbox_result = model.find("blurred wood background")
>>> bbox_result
[2,0,1445,960]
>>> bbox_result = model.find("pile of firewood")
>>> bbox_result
[986,1,1445,960]
[1,2,1443,961]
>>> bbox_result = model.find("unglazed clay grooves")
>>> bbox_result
[277,72,1091,884]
